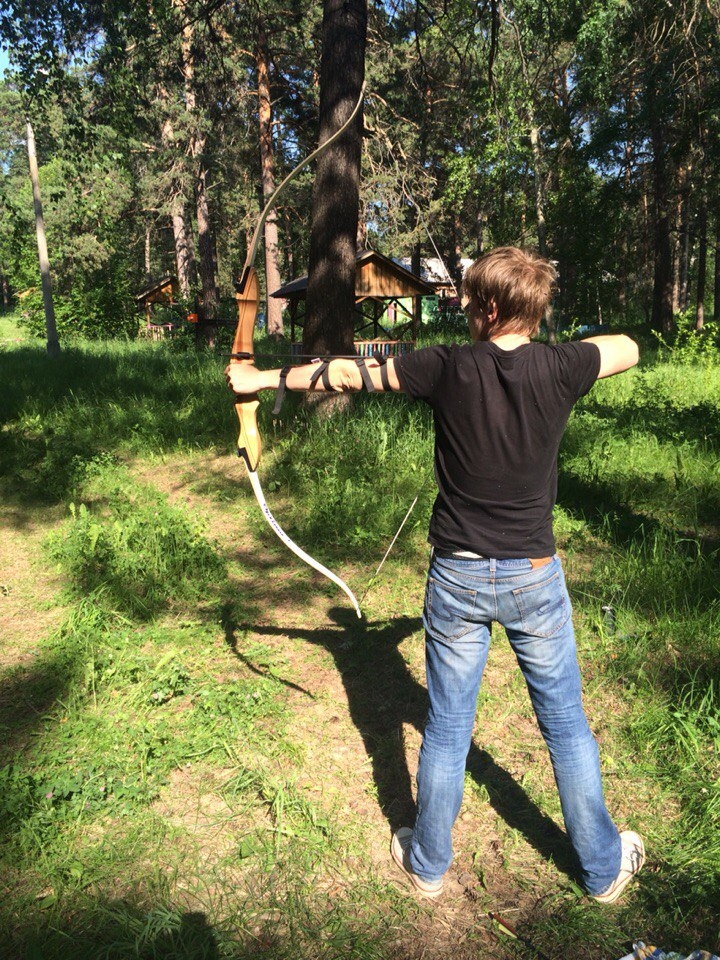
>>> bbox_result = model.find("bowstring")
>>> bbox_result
[359,171,460,604]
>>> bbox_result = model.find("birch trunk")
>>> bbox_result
[26,120,60,357]
[695,197,707,330]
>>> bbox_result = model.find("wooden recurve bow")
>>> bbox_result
[230,86,365,618]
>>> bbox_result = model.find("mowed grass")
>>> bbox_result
[0,334,719,958]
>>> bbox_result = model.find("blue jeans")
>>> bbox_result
[408,552,621,896]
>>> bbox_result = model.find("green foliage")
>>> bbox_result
[19,280,139,341]
[652,310,720,366]
[47,480,226,618]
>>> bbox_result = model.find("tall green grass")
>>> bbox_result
[2,336,720,957]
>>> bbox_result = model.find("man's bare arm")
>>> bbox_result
[226,357,403,395]
[584,335,639,379]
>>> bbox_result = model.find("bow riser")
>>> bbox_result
[232,265,262,470]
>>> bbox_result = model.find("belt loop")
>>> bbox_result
[489,558,496,574]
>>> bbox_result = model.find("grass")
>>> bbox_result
[0,308,27,344]
[1,333,719,958]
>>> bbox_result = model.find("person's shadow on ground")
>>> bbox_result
[224,606,577,882]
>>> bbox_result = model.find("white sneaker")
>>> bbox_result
[592,831,645,904]
[391,828,444,898]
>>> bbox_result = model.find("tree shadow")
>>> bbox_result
[224,607,577,882]
[7,904,223,959]
[0,651,77,779]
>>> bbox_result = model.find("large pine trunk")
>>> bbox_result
[170,195,197,297]
[193,150,219,321]
[650,116,674,336]
[304,0,367,358]
[177,1,219,323]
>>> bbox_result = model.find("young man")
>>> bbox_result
[226,246,644,904]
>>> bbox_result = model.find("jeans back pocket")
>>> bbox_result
[425,577,478,642]
[511,571,571,638]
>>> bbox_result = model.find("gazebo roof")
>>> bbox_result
[135,274,179,304]
[270,249,435,300]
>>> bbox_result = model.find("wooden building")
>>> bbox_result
[271,249,435,352]
[135,275,180,338]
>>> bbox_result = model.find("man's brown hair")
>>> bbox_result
[462,246,556,337]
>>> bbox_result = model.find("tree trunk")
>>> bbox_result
[144,222,152,283]
[409,84,431,288]
[672,166,689,313]
[504,7,555,341]
[193,152,219,321]
[650,115,674,336]
[676,183,691,313]
[256,21,283,338]
[529,122,556,343]
[177,1,219,323]
[695,196,707,330]
[159,101,197,298]
[619,83,635,319]
[304,0,367,359]
[170,193,197,296]
[714,216,720,323]
[26,120,60,357]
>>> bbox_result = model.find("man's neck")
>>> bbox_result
[488,333,531,351]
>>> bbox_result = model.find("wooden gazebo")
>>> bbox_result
[135,275,180,338]
[271,249,435,352]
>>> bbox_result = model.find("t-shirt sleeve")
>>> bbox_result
[394,345,452,401]
[554,341,601,400]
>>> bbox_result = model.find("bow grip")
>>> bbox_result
[235,394,261,471]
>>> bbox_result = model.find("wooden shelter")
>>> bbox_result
[135,275,180,337]
[271,249,435,350]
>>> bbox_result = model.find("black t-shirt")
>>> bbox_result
[394,340,601,558]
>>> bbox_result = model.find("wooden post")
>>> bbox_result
[413,294,421,340]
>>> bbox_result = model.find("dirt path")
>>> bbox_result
[137,454,600,957]
[0,454,626,958]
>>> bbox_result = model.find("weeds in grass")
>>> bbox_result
[46,467,225,618]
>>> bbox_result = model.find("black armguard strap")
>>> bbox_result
[271,365,292,416]
[308,360,332,391]
[354,357,376,392]
[229,351,253,361]
[372,350,391,391]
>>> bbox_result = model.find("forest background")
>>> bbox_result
[1,0,719,346]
